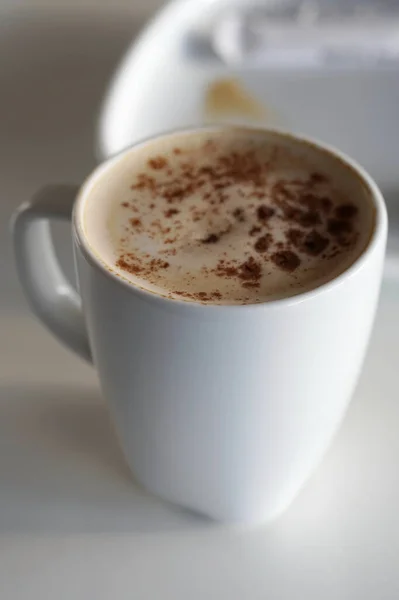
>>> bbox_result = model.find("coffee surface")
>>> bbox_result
[84,129,374,304]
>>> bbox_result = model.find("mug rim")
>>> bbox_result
[73,125,387,311]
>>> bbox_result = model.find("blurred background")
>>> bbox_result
[0,0,164,15]
[3,0,399,315]
[0,0,165,313]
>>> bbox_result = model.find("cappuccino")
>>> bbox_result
[83,128,374,304]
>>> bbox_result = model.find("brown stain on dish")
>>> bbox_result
[204,78,266,120]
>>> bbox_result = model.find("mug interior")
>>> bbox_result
[74,126,386,308]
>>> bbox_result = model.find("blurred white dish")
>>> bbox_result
[98,0,399,192]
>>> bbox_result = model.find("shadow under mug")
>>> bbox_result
[11,127,387,523]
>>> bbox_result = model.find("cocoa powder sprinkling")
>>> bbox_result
[249,226,261,237]
[327,218,353,237]
[116,255,142,275]
[111,137,363,303]
[271,251,300,272]
[238,257,262,283]
[202,233,219,244]
[335,204,358,219]
[130,218,142,228]
[287,228,303,247]
[148,156,168,170]
[298,210,321,227]
[257,205,275,223]
[215,261,238,278]
[164,208,179,218]
[309,172,328,185]
[254,234,273,253]
[302,230,329,256]
[233,207,246,222]
[321,197,333,213]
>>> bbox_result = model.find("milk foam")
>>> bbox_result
[83,128,374,305]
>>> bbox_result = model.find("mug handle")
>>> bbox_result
[11,185,92,363]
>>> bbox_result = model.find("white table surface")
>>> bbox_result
[1,6,399,600]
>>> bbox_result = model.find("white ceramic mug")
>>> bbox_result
[12,128,387,523]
